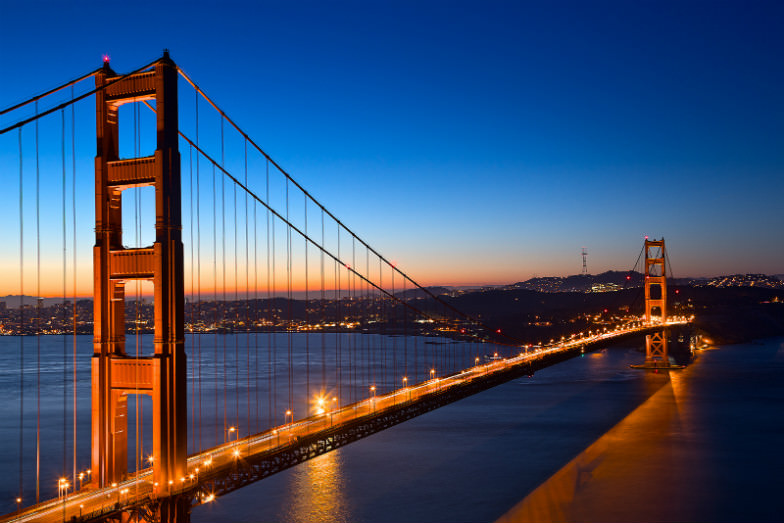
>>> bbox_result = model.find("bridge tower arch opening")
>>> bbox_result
[91,52,186,495]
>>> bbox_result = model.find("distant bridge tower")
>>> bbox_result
[581,248,588,275]
[91,51,186,506]
[643,237,668,367]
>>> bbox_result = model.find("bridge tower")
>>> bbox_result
[92,51,187,501]
[643,237,668,367]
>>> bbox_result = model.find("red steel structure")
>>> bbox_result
[91,52,187,499]
[643,238,668,366]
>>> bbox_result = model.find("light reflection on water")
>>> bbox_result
[286,451,350,523]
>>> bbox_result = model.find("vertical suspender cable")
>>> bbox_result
[377,258,387,391]
[253,156,259,434]
[335,228,340,404]
[304,194,309,413]
[71,85,78,486]
[266,159,272,431]
[221,118,227,440]
[212,162,218,446]
[267,162,278,430]
[286,179,292,418]
[35,101,41,504]
[191,93,203,452]
[352,239,357,403]
[367,248,373,392]
[245,139,250,446]
[18,127,25,507]
[320,210,325,392]
[350,239,355,403]
[234,143,239,432]
[189,143,195,454]
[61,109,67,481]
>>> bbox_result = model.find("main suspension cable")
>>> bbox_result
[175,67,512,343]
[1,59,159,135]
[0,67,99,116]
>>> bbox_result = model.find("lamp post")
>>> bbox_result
[370,385,376,413]
[59,480,69,522]
[58,478,70,500]
[15,497,21,513]
[225,426,238,443]
[402,376,410,401]
[285,410,293,441]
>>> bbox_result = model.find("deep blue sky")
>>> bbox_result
[1,1,782,285]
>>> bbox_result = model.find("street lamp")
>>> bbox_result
[370,385,376,413]
[58,478,70,500]
[15,497,21,513]
[285,410,293,441]
[402,377,410,401]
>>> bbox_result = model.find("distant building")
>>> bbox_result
[590,283,620,293]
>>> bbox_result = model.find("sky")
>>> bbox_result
[0,0,783,295]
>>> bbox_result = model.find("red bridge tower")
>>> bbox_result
[642,237,669,367]
[91,52,187,505]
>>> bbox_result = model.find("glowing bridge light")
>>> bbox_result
[315,395,326,415]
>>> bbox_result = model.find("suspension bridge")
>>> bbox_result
[0,53,690,523]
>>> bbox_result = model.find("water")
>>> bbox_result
[1,336,782,521]
[191,338,784,523]
[0,332,484,513]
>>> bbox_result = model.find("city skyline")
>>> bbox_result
[1,1,782,295]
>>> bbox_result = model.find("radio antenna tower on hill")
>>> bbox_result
[581,248,588,275]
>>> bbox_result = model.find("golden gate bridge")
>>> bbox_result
[0,53,690,523]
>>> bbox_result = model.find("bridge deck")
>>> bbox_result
[2,321,688,523]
